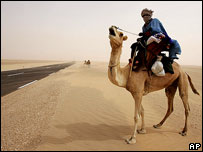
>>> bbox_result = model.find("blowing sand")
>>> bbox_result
[1,61,202,151]
[1,59,68,71]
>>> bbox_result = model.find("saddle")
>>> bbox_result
[131,37,173,74]
[145,38,168,70]
[130,41,146,71]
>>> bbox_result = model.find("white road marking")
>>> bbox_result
[49,72,55,76]
[18,80,38,89]
[8,72,24,77]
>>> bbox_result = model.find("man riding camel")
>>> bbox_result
[130,8,181,71]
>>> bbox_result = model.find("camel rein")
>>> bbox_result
[108,63,119,68]
[114,26,139,36]
[108,63,119,77]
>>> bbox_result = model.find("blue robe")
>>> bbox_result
[142,18,181,59]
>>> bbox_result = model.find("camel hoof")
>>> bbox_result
[125,137,136,144]
[137,129,146,134]
[179,131,187,136]
[153,124,161,129]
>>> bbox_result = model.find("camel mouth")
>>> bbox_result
[109,28,116,36]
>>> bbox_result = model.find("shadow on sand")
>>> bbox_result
[40,122,178,145]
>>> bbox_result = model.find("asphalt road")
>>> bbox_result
[1,62,75,97]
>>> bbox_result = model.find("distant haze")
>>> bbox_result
[1,1,202,65]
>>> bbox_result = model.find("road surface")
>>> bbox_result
[1,62,75,97]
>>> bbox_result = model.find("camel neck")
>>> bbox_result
[109,47,121,66]
[108,47,130,88]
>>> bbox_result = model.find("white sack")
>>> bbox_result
[147,33,165,45]
[151,56,165,76]
[147,36,161,45]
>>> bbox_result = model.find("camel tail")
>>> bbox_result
[186,72,200,95]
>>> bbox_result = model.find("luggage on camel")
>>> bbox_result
[145,34,169,70]
[151,55,165,76]
[129,33,174,75]
[130,37,146,71]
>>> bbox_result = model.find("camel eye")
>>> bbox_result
[120,33,123,37]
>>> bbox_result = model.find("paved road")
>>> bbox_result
[1,62,75,97]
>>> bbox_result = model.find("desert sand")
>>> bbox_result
[1,61,202,151]
[1,59,68,71]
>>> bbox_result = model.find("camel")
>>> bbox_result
[87,60,91,65]
[84,60,91,66]
[108,26,200,144]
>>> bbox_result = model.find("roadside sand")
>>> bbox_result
[1,59,69,71]
[1,61,202,151]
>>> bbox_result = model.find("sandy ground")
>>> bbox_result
[1,61,202,151]
[1,59,69,71]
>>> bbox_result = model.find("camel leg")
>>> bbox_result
[178,73,189,136]
[125,92,143,144]
[153,83,178,128]
[179,94,189,136]
[137,104,146,134]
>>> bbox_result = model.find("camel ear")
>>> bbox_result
[123,36,128,41]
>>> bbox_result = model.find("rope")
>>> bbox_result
[114,26,139,36]
[108,63,119,68]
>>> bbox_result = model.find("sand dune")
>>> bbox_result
[1,61,202,151]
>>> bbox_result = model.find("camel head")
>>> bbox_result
[109,26,128,48]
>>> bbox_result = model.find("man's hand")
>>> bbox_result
[137,38,142,41]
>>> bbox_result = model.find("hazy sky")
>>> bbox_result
[1,1,202,65]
